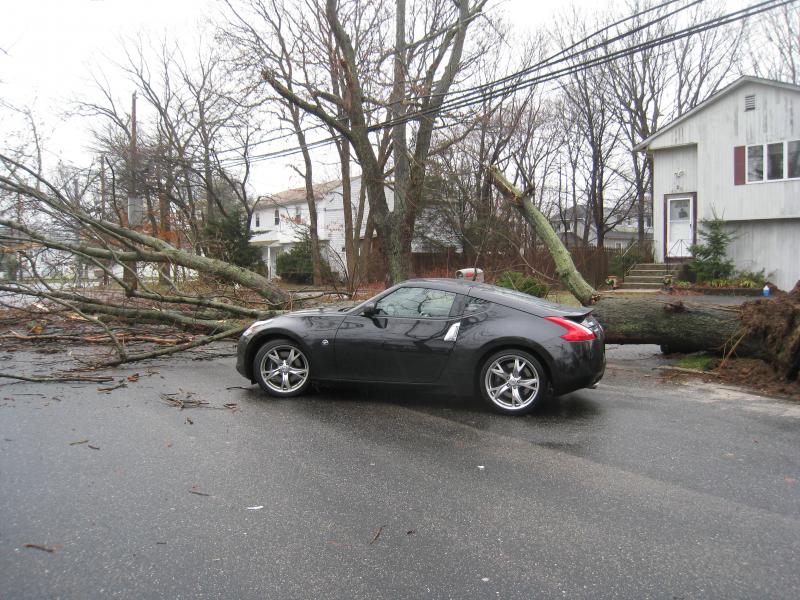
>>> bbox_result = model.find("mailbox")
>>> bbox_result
[455,268,484,282]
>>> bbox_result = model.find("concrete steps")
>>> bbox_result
[617,263,681,290]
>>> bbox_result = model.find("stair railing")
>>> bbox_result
[621,240,654,278]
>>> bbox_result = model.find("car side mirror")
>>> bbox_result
[362,301,377,317]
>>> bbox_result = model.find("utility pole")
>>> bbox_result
[123,92,140,292]
[99,155,110,286]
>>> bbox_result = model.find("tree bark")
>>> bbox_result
[591,298,762,355]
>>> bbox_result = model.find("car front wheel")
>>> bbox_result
[253,339,311,398]
[479,350,547,415]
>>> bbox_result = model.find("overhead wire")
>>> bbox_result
[217,0,792,168]
[212,0,689,158]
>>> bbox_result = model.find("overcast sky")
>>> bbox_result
[0,0,601,192]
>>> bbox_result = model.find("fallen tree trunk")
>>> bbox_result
[591,290,800,381]
[591,297,766,357]
[487,166,800,381]
[487,167,598,305]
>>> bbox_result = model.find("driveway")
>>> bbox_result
[1,344,798,599]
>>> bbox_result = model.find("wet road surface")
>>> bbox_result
[1,344,799,599]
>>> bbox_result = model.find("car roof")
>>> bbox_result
[399,278,588,317]
[400,278,484,293]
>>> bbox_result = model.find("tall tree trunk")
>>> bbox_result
[391,0,413,279]
[295,123,322,287]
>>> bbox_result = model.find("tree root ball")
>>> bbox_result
[739,282,800,381]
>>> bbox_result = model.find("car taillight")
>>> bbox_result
[544,316,596,341]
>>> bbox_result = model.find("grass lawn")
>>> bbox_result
[673,353,718,371]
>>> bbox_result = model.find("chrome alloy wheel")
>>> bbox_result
[259,345,309,394]
[484,354,540,410]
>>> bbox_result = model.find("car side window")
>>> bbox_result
[464,297,490,313]
[375,287,456,318]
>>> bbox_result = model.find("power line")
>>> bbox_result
[213,0,690,158]
[220,0,792,168]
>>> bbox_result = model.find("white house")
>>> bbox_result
[250,177,460,279]
[635,76,800,291]
[251,177,464,279]
[249,179,368,278]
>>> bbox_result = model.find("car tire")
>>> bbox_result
[479,349,547,415]
[253,338,312,398]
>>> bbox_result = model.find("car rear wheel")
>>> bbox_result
[479,350,547,415]
[253,339,311,398]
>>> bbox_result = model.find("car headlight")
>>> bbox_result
[244,319,273,336]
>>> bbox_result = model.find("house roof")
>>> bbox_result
[255,179,345,208]
[634,76,800,152]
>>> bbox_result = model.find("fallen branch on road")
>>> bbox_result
[100,325,244,367]
[0,372,114,383]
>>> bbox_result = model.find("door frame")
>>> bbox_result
[663,192,697,259]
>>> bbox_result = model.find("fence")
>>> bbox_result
[379,245,628,288]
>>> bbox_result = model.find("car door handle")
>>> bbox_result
[444,322,461,342]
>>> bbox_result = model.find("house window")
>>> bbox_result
[747,145,764,182]
[746,140,800,183]
[788,141,800,178]
[274,209,280,226]
[255,213,260,228]
[767,143,784,180]
[744,94,756,111]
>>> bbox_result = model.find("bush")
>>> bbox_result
[688,218,735,282]
[276,232,333,284]
[204,208,262,270]
[495,271,549,297]
[735,270,765,288]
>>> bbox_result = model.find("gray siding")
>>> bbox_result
[723,219,800,290]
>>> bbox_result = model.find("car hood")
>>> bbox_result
[468,285,591,318]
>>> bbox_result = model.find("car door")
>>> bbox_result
[334,287,462,383]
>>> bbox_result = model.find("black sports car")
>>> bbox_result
[236,278,605,415]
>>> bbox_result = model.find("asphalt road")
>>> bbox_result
[1,344,799,599]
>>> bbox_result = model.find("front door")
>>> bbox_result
[667,197,694,258]
[334,287,460,383]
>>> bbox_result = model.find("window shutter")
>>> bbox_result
[734,146,745,185]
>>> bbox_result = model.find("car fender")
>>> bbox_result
[244,327,313,378]
[472,336,557,382]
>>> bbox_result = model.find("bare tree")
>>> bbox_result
[746,4,800,84]
[671,0,745,116]
[223,0,488,284]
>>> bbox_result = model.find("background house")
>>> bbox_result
[550,205,652,250]
[250,179,355,278]
[636,76,800,290]
[250,177,461,279]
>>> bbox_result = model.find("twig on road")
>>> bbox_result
[370,526,385,545]
[0,372,114,383]
[160,391,210,409]
[24,543,55,553]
